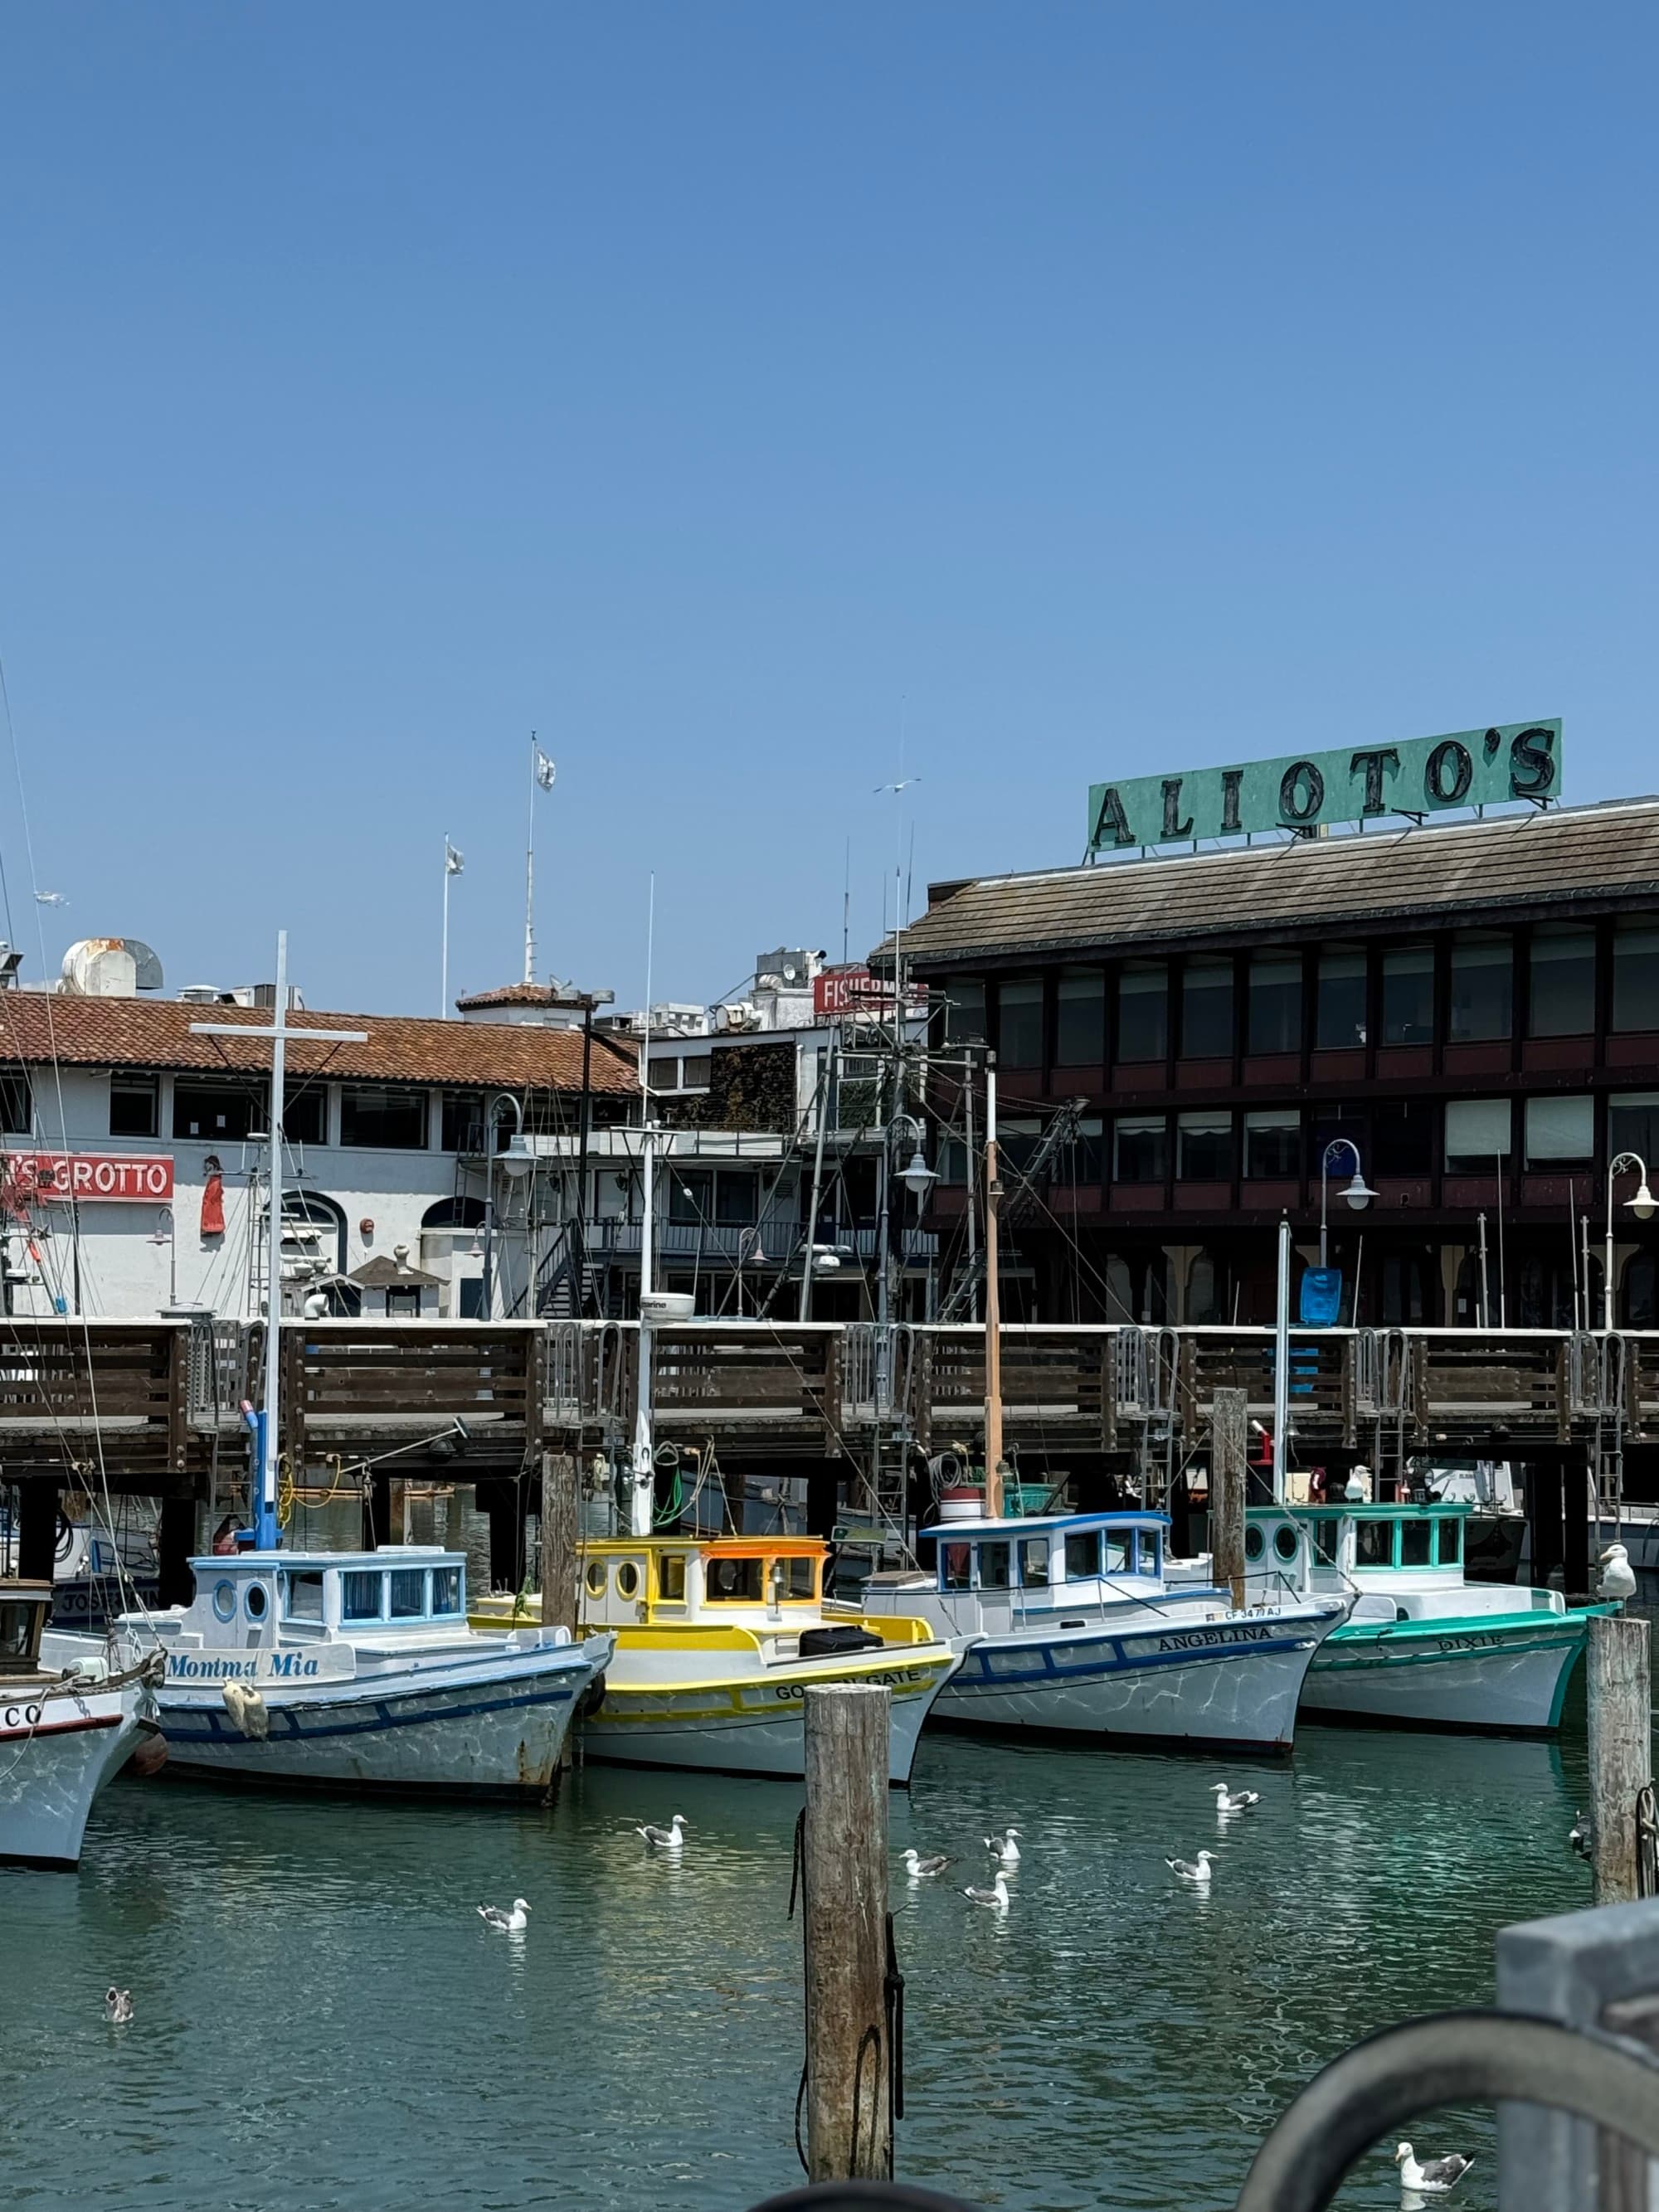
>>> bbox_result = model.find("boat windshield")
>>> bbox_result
[706,1557,764,1602]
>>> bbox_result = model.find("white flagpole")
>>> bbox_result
[523,734,537,985]
[441,835,452,1018]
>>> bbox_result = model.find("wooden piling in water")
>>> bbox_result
[1212,1387,1248,1610]
[1587,1612,1652,1908]
[539,1450,580,1638]
[801,1683,893,2184]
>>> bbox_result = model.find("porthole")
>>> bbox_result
[212,1579,237,1623]
[615,1561,642,1601]
[1273,1525,1300,1563]
[245,1582,269,1621]
[1243,1526,1265,1563]
[584,1560,608,1598]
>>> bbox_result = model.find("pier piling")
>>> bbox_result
[539,1450,579,1637]
[1587,1613,1653,1908]
[1212,1388,1247,1609]
[800,1683,893,2184]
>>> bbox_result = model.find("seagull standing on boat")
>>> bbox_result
[1394,2142,1473,2194]
[636,1813,688,1851]
[900,1850,951,1879]
[1167,1850,1215,1887]
[104,1987,134,2024]
[984,1826,1022,1866]
[477,1898,530,1933]
[1210,1783,1261,1813]
[961,1874,1010,1913]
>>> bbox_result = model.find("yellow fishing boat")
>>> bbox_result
[471,1533,961,1783]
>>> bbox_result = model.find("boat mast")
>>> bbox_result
[983,1053,1005,1518]
[630,878,657,1538]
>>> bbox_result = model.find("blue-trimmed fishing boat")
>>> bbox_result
[859,1510,1345,1753]
[124,1547,612,1795]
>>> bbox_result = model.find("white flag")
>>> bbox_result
[445,841,464,876]
[534,749,557,792]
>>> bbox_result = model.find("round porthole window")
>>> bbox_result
[585,1560,607,1598]
[212,1579,236,1623]
[1274,1525,1300,1562]
[245,1582,269,1621]
[1243,1526,1265,1563]
[615,1561,641,1601]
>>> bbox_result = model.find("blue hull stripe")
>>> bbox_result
[161,1681,576,1747]
[950,1633,1316,1693]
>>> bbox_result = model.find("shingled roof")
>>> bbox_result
[0,993,639,1094]
[888,798,1659,972]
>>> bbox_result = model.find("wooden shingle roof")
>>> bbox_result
[891,799,1659,972]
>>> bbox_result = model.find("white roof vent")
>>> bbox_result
[58,938,164,998]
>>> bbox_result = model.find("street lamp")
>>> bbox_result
[480,1093,533,1315]
[1319,1138,1377,1267]
[1603,1150,1657,1332]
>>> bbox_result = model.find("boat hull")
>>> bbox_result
[932,1610,1336,1753]
[1301,1612,1593,1733]
[153,1648,603,1796]
[582,1648,959,1784]
[0,1686,146,1869]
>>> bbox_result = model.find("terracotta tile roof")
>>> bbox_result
[0,992,640,1094]
[455,983,576,1009]
[888,799,1659,972]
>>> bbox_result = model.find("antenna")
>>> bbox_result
[842,836,850,966]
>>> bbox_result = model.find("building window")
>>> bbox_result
[1613,923,1659,1033]
[1185,1250,1226,1324]
[1316,946,1366,1049]
[1116,963,1167,1062]
[284,1082,328,1146]
[1379,1255,1430,1324]
[1180,960,1233,1059]
[1054,969,1105,1067]
[1246,955,1301,1056]
[1112,1116,1167,1184]
[0,1074,30,1136]
[714,1173,757,1226]
[1176,1111,1233,1181]
[1448,933,1512,1042]
[1608,1093,1659,1169]
[1055,1116,1105,1184]
[681,1054,713,1089]
[109,1073,159,1139]
[1243,1109,1299,1179]
[339,1087,429,1150]
[441,1090,486,1154]
[173,1078,261,1141]
[1524,1094,1593,1168]
[942,979,987,1044]
[997,979,1044,1069]
[1445,1097,1512,1172]
[1529,925,1595,1038]
[1371,1099,1434,1178]
[668,1168,712,1225]
[1381,944,1435,1045]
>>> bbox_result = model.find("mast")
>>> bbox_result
[523,733,538,985]
[983,1055,1005,1518]
[629,876,657,1538]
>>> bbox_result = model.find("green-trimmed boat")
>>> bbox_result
[1243,1500,1608,1733]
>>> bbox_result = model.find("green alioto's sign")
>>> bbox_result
[1087,720,1562,854]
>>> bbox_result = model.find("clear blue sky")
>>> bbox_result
[0,3,1653,1014]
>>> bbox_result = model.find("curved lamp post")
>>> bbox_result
[1603,1150,1657,1331]
[1319,1138,1376,1267]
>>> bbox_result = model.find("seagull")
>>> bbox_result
[1167,1850,1216,1886]
[961,1874,1010,1913]
[477,1898,530,1933]
[1211,1783,1261,1812]
[900,1850,951,1879]
[636,1813,688,1850]
[1569,1811,1593,1860]
[1394,2142,1473,2194]
[985,1826,1022,1866]
[104,1986,134,2024]
[1598,1543,1638,1601]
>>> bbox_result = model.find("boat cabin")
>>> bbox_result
[917,1512,1167,1600]
[133,1547,474,1651]
[0,1579,50,1676]
[577,1536,829,1630]
[1238,1500,1565,1626]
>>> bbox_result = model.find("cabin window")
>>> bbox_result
[1355,1520,1394,1568]
[585,1560,608,1598]
[1018,1538,1049,1587]
[341,1571,383,1622]
[706,1556,762,1602]
[1137,1532,1164,1576]
[1272,1525,1298,1563]
[212,1578,238,1622]
[1064,1531,1100,1579]
[1311,1519,1342,1566]
[1437,1519,1462,1566]
[0,1596,43,1670]
[656,1555,687,1602]
[615,1561,643,1602]
[1103,1534,1130,1573]
[431,1567,461,1616]
[1243,1525,1265,1563]
[1399,1520,1432,1567]
[389,1569,426,1619]
[284,1571,324,1621]
[976,1543,1012,1590]
[782,1557,817,1600]
[941,1544,972,1592]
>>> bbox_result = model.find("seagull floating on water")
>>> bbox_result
[1569,1811,1593,1860]
[1167,1850,1216,1887]
[477,1898,530,1933]
[1394,2142,1473,2194]
[636,1813,688,1850]
[900,1850,951,1879]
[1598,1543,1638,1601]
[984,1826,1022,1866]
[1210,1783,1261,1812]
[961,1874,1010,1913]
[104,1986,134,2024]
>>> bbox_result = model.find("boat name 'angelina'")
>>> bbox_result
[1153,1622,1277,1653]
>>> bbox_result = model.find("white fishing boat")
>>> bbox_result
[859,1510,1346,1753]
[1,1578,159,1869]
[124,1546,611,1796]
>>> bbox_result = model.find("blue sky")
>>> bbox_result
[0,3,1652,1014]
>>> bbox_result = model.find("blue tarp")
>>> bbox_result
[1299,1266,1343,1327]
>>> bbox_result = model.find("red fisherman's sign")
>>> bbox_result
[2,1152,174,1203]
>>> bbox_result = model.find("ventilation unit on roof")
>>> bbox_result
[57,937,164,999]
[178,985,221,1004]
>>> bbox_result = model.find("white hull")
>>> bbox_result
[1302,1617,1590,1732]
[0,1682,147,1867]
[1517,1511,1659,1574]
[935,1608,1336,1751]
